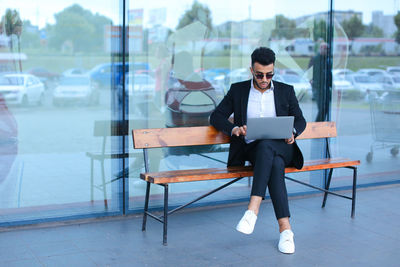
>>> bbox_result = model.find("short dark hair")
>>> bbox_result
[251,47,275,66]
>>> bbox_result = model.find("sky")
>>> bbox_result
[0,0,399,29]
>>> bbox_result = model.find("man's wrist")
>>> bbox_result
[231,126,239,136]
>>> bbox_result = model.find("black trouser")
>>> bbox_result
[244,139,294,220]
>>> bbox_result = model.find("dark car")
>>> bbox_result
[89,62,150,89]
[27,67,60,89]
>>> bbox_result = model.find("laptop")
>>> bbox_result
[246,116,294,140]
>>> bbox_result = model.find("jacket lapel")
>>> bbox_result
[241,80,251,125]
[273,81,282,116]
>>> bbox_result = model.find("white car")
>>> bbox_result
[386,66,400,76]
[125,74,156,100]
[53,75,99,106]
[345,74,383,96]
[225,68,251,86]
[356,68,387,77]
[332,68,354,78]
[0,73,45,106]
[372,75,400,90]
[332,74,358,99]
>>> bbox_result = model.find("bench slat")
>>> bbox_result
[295,121,337,139]
[132,122,337,149]
[141,157,360,184]
[133,126,229,149]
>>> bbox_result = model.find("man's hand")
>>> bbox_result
[232,125,247,137]
[285,133,295,144]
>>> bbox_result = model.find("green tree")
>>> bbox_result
[362,23,384,37]
[47,4,112,53]
[271,15,306,39]
[342,15,364,54]
[342,15,364,40]
[20,20,41,50]
[394,12,400,44]
[313,19,327,42]
[176,1,213,32]
[1,9,23,71]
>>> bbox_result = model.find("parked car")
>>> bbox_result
[333,75,358,99]
[89,62,150,89]
[225,68,251,87]
[125,73,155,101]
[356,68,387,77]
[332,68,354,78]
[345,74,383,98]
[372,75,400,90]
[27,67,60,89]
[62,68,86,76]
[386,66,400,76]
[275,68,303,76]
[274,74,312,101]
[53,75,99,106]
[0,73,45,106]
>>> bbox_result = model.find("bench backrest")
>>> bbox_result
[132,121,337,149]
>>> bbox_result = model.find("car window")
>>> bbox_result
[100,66,112,73]
[27,77,34,86]
[1,76,24,85]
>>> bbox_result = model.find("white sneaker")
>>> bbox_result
[278,229,295,254]
[236,210,257,234]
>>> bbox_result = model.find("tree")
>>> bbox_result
[20,20,41,50]
[1,9,23,71]
[176,1,213,32]
[271,15,307,39]
[394,12,400,44]
[313,19,327,42]
[47,4,112,53]
[342,15,364,40]
[342,15,364,55]
[362,24,384,38]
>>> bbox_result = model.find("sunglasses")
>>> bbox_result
[253,72,274,80]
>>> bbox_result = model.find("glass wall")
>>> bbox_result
[0,1,124,224]
[0,0,399,224]
[126,0,333,211]
[331,0,400,188]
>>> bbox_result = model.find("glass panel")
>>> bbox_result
[332,1,400,187]
[0,1,122,224]
[127,0,331,211]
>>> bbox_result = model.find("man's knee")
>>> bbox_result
[272,156,285,170]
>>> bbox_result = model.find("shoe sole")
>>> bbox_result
[236,226,253,235]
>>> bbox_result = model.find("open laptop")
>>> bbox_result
[246,116,294,140]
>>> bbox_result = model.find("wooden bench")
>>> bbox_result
[132,122,360,245]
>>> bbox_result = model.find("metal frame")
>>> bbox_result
[140,146,359,245]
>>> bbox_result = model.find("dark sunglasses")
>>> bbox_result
[253,72,274,79]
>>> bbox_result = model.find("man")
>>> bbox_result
[210,47,306,254]
[308,42,331,122]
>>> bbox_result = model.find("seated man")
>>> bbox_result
[210,47,306,254]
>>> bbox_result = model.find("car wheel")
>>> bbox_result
[38,93,45,106]
[21,95,28,107]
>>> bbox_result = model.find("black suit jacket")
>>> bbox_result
[210,79,306,169]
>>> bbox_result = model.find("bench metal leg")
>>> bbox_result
[351,166,357,218]
[142,181,151,231]
[163,184,168,246]
[322,168,333,208]
[90,158,94,202]
[100,160,108,208]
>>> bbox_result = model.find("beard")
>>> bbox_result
[253,75,270,90]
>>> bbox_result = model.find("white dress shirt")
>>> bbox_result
[245,80,276,143]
